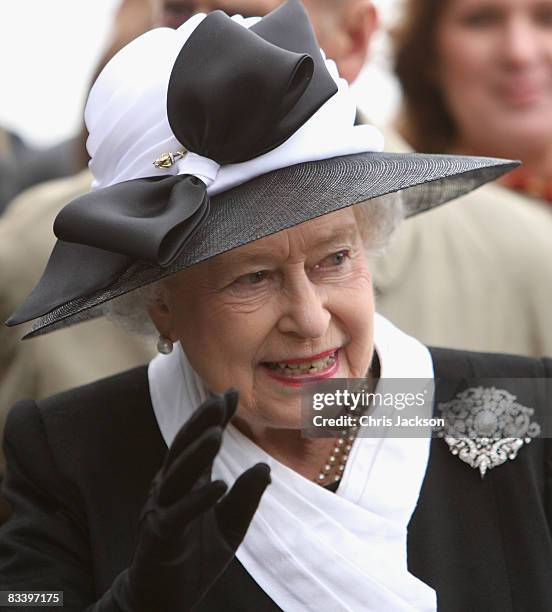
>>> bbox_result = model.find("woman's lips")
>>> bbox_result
[276,348,337,365]
[261,349,340,386]
[496,80,547,108]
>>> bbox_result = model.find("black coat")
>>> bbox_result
[0,347,551,611]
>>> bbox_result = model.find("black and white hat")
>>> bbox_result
[8,0,517,337]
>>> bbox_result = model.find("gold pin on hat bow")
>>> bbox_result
[153,148,188,169]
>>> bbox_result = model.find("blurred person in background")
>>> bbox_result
[369,0,552,356]
[0,0,162,522]
[0,0,376,524]
[0,127,77,214]
[396,0,552,203]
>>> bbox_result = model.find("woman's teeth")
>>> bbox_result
[265,352,336,375]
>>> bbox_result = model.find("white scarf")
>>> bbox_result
[148,314,437,611]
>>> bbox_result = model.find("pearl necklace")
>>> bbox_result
[314,371,377,486]
[316,424,359,485]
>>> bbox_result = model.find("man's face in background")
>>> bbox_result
[161,0,278,28]
[160,0,377,84]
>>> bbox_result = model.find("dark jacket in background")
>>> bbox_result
[0,130,77,214]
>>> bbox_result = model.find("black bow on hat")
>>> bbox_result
[8,0,337,326]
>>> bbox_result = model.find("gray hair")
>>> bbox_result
[103,191,405,337]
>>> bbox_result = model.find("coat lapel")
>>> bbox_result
[407,347,552,611]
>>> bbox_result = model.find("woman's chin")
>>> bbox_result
[479,111,552,154]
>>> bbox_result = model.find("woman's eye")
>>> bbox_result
[534,6,552,27]
[236,270,269,285]
[315,250,350,269]
[459,9,501,28]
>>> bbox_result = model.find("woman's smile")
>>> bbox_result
[495,76,549,108]
[260,348,340,386]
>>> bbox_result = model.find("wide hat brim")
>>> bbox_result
[12,151,516,338]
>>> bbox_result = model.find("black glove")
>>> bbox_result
[87,389,271,612]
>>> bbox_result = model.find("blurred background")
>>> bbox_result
[0,0,401,147]
[1,0,123,147]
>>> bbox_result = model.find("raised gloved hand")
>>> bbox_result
[88,389,271,612]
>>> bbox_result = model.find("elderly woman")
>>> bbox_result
[0,2,550,611]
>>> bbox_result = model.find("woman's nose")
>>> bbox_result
[501,16,543,68]
[277,272,331,340]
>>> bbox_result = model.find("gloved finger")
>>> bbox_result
[221,388,239,427]
[215,463,271,550]
[159,426,223,506]
[157,480,228,539]
[164,395,225,470]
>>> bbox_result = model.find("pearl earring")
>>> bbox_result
[157,335,174,355]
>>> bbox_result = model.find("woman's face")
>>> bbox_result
[151,208,374,433]
[436,0,552,158]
